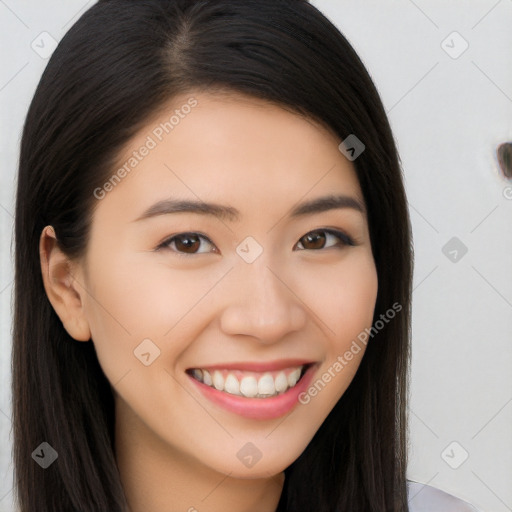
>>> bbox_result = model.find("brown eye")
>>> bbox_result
[158,232,217,255]
[295,229,354,251]
[174,233,200,253]
[299,231,327,250]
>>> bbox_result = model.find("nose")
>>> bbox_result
[219,256,307,344]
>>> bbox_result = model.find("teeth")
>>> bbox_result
[275,372,288,393]
[224,374,241,396]
[213,370,224,391]
[288,368,301,387]
[240,376,258,397]
[258,373,275,395]
[190,365,307,398]
[203,370,213,386]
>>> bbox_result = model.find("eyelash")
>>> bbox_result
[155,228,356,256]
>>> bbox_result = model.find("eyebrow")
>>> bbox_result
[133,194,365,223]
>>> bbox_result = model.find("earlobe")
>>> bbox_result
[39,225,91,342]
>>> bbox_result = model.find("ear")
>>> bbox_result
[39,225,91,342]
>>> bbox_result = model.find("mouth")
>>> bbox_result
[185,361,318,420]
[185,363,313,399]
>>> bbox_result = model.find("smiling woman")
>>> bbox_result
[11,1,479,511]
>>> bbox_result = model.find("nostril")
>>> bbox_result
[497,142,512,179]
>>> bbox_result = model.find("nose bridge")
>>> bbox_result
[220,248,306,342]
[243,255,285,312]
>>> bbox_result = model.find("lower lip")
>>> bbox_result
[187,364,317,420]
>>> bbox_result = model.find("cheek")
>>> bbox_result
[82,252,227,375]
[296,250,378,342]
[292,254,377,416]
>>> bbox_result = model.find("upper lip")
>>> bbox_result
[187,359,316,372]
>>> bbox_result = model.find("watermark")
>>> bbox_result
[93,97,198,200]
[31,441,58,469]
[440,31,469,60]
[298,301,402,405]
[338,134,365,161]
[134,338,161,366]
[236,442,262,468]
[442,236,468,263]
[441,441,469,469]
[503,186,512,200]
[31,31,58,59]
[236,236,264,263]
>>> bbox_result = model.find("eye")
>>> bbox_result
[294,228,355,251]
[156,232,218,255]
[156,228,355,256]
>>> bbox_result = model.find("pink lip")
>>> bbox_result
[187,363,318,420]
[187,358,315,372]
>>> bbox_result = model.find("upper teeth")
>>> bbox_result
[190,366,305,398]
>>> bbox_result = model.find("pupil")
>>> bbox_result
[177,234,199,252]
[304,231,325,249]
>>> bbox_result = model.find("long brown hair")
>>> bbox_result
[13,1,413,510]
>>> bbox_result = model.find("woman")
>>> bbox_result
[12,0,481,510]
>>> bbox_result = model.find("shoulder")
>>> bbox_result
[407,480,483,512]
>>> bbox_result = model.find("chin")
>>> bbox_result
[205,445,304,480]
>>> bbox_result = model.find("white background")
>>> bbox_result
[1,1,511,511]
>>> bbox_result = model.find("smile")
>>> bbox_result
[185,361,317,420]
[187,365,308,398]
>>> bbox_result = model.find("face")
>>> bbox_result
[59,91,378,478]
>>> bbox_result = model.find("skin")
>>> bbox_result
[40,91,378,512]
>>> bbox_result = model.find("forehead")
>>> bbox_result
[93,91,364,222]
